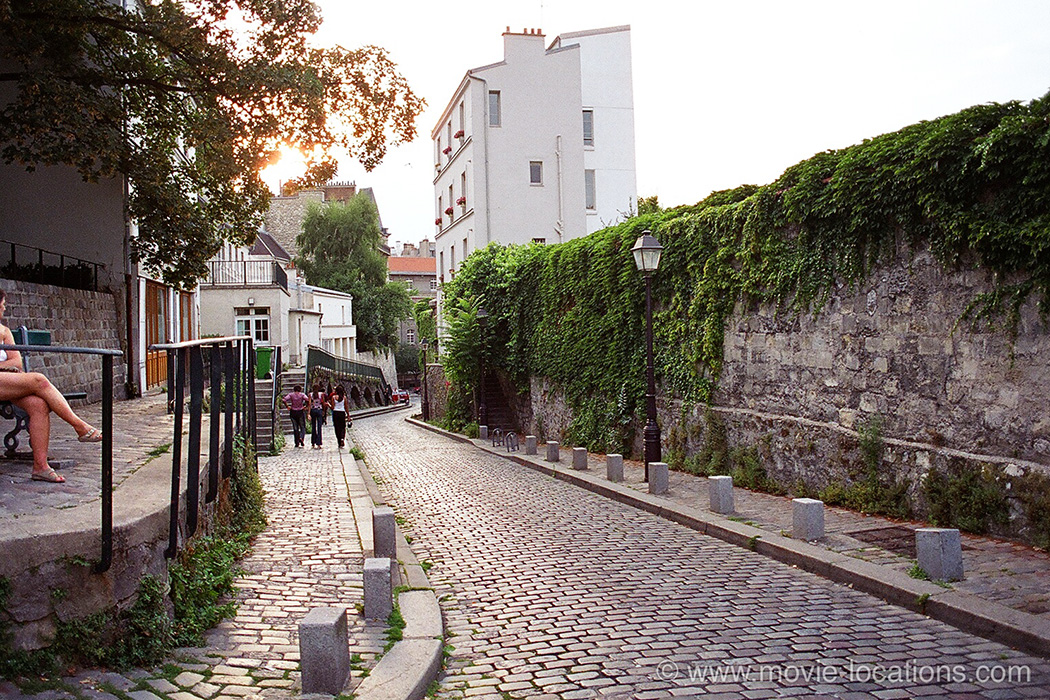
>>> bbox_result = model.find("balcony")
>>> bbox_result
[204,260,288,292]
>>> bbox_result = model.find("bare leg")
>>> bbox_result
[0,372,92,437]
[12,395,62,480]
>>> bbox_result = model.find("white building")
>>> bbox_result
[432,26,637,285]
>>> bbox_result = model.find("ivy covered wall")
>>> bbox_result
[441,93,1050,543]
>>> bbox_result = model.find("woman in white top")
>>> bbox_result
[329,384,349,448]
[0,289,102,483]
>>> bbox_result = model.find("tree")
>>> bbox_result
[412,297,436,346]
[0,0,424,287]
[294,194,411,352]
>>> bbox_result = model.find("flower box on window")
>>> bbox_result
[442,146,452,155]
[444,206,454,216]
[435,163,441,171]
[454,129,464,139]
[456,196,466,206]
[434,218,442,225]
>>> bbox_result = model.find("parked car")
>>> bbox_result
[392,388,410,404]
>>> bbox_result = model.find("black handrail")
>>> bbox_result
[0,343,123,573]
[150,335,255,560]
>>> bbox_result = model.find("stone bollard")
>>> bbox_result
[709,475,734,514]
[916,528,964,581]
[525,435,538,455]
[299,607,350,695]
[364,557,392,621]
[792,498,825,541]
[546,441,560,462]
[372,506,396,561]
[606,454,624,482]
[479,425,488,441]
[572,447,588,470]
[648,462,669,495]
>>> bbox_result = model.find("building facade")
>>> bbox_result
[432,26,637,285]
[388,256,437,347]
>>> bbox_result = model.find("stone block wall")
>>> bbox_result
[519,248,1050,540]
[0,280,127,403]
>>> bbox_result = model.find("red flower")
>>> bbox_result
[434,218,442,225]
[456,196,466,206]
[442,146,452,155]
[444,206,454,216]
[454,129,464,139]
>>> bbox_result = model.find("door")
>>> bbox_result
[145,281,169,388]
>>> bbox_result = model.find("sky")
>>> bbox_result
[262,0,1050,253]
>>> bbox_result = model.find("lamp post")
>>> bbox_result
[476,306,488,427]
[631,230,663,481]
[421,337,430,422]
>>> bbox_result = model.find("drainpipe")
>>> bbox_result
[555,134,564,243]
[467,73,491,246]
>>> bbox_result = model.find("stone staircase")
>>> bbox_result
[254,379,278,454]
[277,368,305,435]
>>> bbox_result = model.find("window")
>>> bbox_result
[447,121,452,148]
[530,161,543,185]
[439,252,444,280]
[532,238,546,245]
[488,91,501,126]
[583,110,594,147]
[235,307,270,344]
[436,137,442,164]
[585,170,596,210]
[407,329,416,345]
[430,279,438,291]
[460,172,467,208]
[462,237,468,261]
[459,102,465,132]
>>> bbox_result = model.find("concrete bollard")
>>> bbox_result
[546,441,560,462]
[364,557,392,621]
[648,462,669,495]
[299,607,350,695]
[479,425,488,441]
[572,447,588,470]
[525,435,538,455]
[709,475,734,514]
[916,528,964,581]
[792,498,825,541]
[606,454,624,482]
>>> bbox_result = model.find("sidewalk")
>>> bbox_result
[410,419,1050,659]
[0,402,437,700]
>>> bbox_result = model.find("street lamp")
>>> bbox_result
[631,230,663,481]
[476,306,488,427]
[421,337,430,422]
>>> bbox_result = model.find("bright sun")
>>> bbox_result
[260,145,308,194]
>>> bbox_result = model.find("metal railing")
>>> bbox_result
[305,345,389,396]
[149,336,256,560]
[0,239,103,292]
[203,260,288,292]
[0,342,123,573]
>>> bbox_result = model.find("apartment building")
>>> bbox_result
[432,26,637,284]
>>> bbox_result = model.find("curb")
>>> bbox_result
[352,453,445,700]
[405,417,1050,660]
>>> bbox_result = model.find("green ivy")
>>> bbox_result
[442,94,1050,445]
[923,460,1010,534]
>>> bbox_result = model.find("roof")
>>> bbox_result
[388,257,437,274]
[250,231,291,262]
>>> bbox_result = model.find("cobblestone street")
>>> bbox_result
[351,412,1050,699]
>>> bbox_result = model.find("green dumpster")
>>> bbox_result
[255,346,274,379]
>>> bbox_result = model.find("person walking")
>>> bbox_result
[329,384,350,449]
[282,384,309,448]
[308,383,330,449]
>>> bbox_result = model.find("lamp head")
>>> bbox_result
[631,230,663,274]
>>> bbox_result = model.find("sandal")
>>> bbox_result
[31,467,65,483]
[77,427,103,443]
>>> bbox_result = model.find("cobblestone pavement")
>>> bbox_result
[351,413,1050,699]
[0,434,385,700]
[577,453,1050,620]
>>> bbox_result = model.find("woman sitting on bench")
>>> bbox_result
[0,289,102,483]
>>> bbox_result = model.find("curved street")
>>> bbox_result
[350,409,1050,700]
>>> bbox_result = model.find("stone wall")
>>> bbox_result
[520,248,1050,539]
[0,280,127,402]
[263,190,324,258]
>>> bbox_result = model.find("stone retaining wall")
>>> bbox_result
[521,248,1050,541]
[0,280,127,403]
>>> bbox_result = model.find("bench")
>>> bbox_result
[0,326,87,458]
